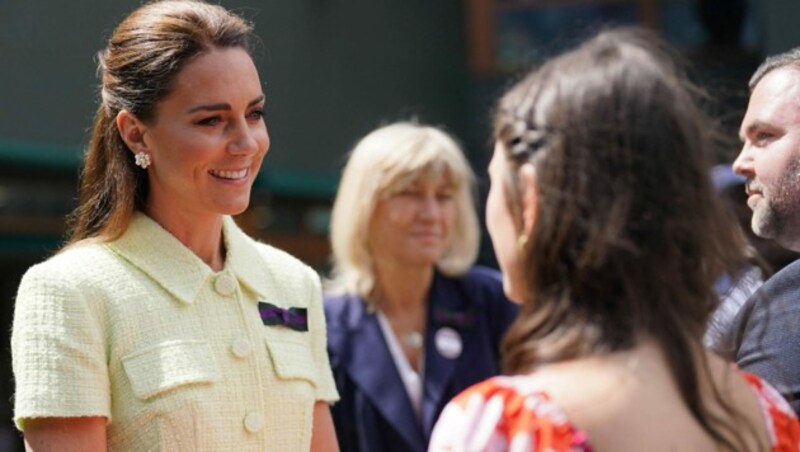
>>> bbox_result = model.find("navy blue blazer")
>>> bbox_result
[733,258,800,415]
[324,266,519,452]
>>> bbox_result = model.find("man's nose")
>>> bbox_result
[732,145,754,177]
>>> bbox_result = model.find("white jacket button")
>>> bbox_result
[214,274,236,296]
[243,412,265,433]
[231,339,252,358]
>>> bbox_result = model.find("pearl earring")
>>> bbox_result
[134,152,151,169]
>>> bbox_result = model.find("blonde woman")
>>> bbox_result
[324,122,519,452]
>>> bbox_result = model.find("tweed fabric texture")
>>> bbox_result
[12,213,338,451]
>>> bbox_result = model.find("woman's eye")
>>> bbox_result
[397,190,421,198]
[248,109,265,121]
[436,191,454,201]
[196,116,222,126]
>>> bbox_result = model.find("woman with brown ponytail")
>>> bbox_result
[429,28,800,451]
[11,1,338,450]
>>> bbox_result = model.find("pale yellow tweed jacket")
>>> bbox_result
[12,213,339,451]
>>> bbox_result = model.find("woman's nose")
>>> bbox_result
[227,121,259,155]
[418,195,441,220]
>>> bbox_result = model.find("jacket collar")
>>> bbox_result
[421,273,461,438]
[339,272,470,447]
[106,213,271,305]
[343,299,427,451]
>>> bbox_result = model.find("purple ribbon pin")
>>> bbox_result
[258,302,308,332]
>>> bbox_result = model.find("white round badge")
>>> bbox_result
[434,327,462,360]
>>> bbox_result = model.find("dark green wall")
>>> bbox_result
[0,1,469,193]
[0,3,469,449]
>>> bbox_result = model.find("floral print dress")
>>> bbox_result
[429,372,800,451]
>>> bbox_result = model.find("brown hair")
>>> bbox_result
[67,0,256,245]
[494,27,755,450]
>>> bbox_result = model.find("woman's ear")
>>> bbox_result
[518,163,538,237]
[115,110,149,155]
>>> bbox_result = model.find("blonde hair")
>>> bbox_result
[328,122,479,300]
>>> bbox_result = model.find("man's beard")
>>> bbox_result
[753,159,800,251]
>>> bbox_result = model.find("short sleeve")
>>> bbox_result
[306,269,339,403]
[734,261,800,415]
[11,262,111,430]
[741,372,800,451]
[429,377,590,452]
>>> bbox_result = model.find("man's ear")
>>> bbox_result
[115,110,149,154]
[518,163,538,237]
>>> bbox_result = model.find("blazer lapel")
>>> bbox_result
[421,274,463,438]
[346,305,426,451]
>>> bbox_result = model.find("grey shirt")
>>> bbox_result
[730,259,800,415]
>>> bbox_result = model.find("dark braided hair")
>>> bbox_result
[495,27,761,451]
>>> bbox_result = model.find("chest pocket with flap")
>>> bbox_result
[122,339,221,400]
[265,334,318,386]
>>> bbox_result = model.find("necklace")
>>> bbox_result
[405,331,423,349]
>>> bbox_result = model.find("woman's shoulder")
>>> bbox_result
[738,370,800,449]
[23,241,118,282]
[443,266,518,319]
[440,265,506,300]
[243,238,320,288]
[322,291,361,310]
[739,371,795,414]
[321,292,364,330]
[430,375,590,451]
[459,265,504,285]
[15,242,121,320]
[247,238,309,268]
[225,216,314,274]
[445,375,560,413]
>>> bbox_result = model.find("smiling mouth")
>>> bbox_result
[210,168,248,180]
[412,232,441,240]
